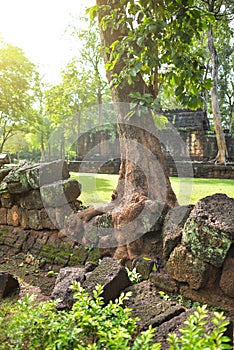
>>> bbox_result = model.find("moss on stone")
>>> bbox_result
[182,219,231,268]
[87,247,101,264]
[68,246,88,266]
[0,229,9,237]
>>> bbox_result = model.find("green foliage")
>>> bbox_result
[125,267,142,284]
[0,282,161,350]
[94,0,214,110]
[167,305,232,349]
[0,38,37,152]
[0,285,231,350]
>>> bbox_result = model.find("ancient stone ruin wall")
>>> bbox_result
[70,109,234,178]
[0,160,81,230]
[0,159,233,315]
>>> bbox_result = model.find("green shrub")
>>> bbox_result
[125,267,142,284]
[0,284,231,350]
[168,305,232,349]
[0,283,160,350]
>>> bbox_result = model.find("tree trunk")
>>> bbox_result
[70,0,177,261]
[40,135,46,162]
[207,27,228,164]
[96,0,176,201]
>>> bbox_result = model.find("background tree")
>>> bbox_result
[215,20,234,134]
[68,16,109,113]
[202,0,234,164]
[44,58,110,160]
[0,39,36,153]
[27,74,53,161]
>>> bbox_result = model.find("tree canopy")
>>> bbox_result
[0,39,36,152]
[91,0,234,163]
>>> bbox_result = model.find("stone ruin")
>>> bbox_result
[0,160,81,230]
[0,162,233,321]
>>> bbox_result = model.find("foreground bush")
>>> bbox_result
[0,282,231,349]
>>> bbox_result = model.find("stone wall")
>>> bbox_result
[76,127,120,158]
[0,160,81,231]
[70,108,234,177]
[163,108,210,130]
[0,226,101,270]
[170,130,234,161]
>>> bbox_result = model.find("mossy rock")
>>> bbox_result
[182,194,234,268]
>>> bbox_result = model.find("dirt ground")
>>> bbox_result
[0,257,57,303]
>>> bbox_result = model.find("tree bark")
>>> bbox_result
[207,26,228,164]
[70,0,177,261]
[97,0,176,201]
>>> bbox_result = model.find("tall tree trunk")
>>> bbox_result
[97,0,176,201]
[70,0,177,261]
[40,135,46,162]
[76,110,81,157]
[95,0,177,259]
[207,26,228,164]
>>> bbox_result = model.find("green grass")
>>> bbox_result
[71,172,234,206]
[171,177,234,205]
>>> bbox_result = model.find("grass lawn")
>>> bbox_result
[71,172,234,206]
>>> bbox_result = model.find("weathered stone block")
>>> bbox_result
[220,246,234,298]
[83,257,130,304]
[39,159,70,186]
[150,272,179,294]
[0,168,11,182]
[19,190,43,209]
[1,160,70,195]
[0,272,19,298]
[19,208,29,229]
[124,280,185,330]
[7,205,19,226]
[13,228,28,251]
[51,267,86,309]
[0,208,7,225]
[67,246,88,266]
[1,193,14,208]
[27,210,43,230]
[40,179,81,208]
[182,194,234,268]
[0,228,9,244]
[162,205,193,261]
[41,208,57,230]
[63,213,84,243]
[154,307,233,349]
[133,256,155,279]
[166,245,208,290]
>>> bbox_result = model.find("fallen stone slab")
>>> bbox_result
[124,281,185,331]
[0,168,11,183]
[182,193,234,268]
[82,257,131,304]
[51,267,86,309]
[0,272,19,298]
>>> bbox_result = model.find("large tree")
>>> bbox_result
[73,0,216,259]
[0,39,36,152]
[64,0,233,260]
[75,0,201,260]
[202,0,234,164]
